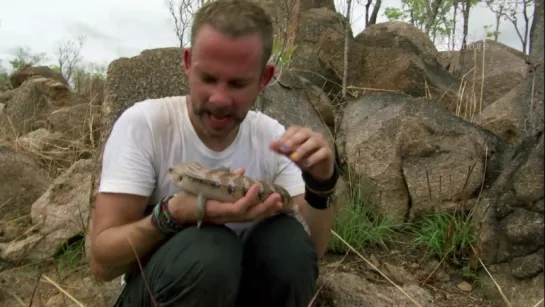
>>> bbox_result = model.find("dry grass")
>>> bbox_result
[0,84,104,306]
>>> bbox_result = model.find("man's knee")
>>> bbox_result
[236,214,318,306]
[243,214,318,282]
[122,224,243,306]
[153,224,242,281]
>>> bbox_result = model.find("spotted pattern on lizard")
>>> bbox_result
[167,161,311,235]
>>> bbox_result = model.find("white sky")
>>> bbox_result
[0,0,533,72]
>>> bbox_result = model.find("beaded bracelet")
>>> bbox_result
[150,195,187,235]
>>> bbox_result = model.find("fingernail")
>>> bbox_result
[303,159,309,167]
[290,152,299,160]
[280,144,289,151]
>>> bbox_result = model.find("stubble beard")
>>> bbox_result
[192,100,247,140]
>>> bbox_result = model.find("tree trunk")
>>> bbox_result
[458,0,471,75]
[521,0,544,136]
[342,0,353,99]
[369,0,381,25]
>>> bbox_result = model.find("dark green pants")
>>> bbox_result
[114,214,319,307]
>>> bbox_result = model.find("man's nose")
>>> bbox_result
[209,84,232,107]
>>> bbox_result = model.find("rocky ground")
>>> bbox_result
[0,231,497,307]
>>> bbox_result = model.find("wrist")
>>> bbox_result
[168,192,198,224]
[302,163,339,194]
[150,195,188,235]
[302,163,339,210]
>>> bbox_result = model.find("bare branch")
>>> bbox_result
[342,0,353,99]
[165,0,200,47]
[54,36,86,84]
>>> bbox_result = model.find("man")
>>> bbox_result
[89,0,338,306]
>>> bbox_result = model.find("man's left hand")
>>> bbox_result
[270,125,335,181]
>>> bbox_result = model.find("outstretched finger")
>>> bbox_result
[233,183,264,211]
[245,194,282,220]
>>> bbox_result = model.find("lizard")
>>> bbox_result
[167,161,311,235]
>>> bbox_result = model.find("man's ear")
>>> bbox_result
[183,48,191,75]
[259,64,275,91]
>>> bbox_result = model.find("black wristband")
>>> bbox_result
[304,187,334,210]
[302,163,340,195]
[302,163,340,210]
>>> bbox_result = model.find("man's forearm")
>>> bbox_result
[305,206,335,259]
[91,215,167,281]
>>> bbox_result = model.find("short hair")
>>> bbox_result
[190,0,274,68]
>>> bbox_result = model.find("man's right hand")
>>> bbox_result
[168,168,284,226]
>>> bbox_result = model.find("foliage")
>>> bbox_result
[485,0,534,53]
[381,0,530,51]
[270,37,298,67]
[0,37,107,92]
[7,46,48,72]
[411,212,476,265]
[328,183,398,254]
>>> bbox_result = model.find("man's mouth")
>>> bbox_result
[205,112,232,128]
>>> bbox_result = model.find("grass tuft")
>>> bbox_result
[411,212,476,266]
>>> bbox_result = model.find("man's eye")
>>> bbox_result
[201,75,216,83]
[230,82,247,89]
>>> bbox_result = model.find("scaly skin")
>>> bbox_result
[167,162,310,234]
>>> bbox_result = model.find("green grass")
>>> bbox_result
[410,212,476,266]
[54,232,86,275]
[328,184,399,253]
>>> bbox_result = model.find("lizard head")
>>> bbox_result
[167,165,185,186]
[167,162,206,186]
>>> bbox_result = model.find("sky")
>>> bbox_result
[0,0,534,72]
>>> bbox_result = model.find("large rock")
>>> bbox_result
[10,65,68,89]
[102,48,189,148]
[354,21,441,66]
[473,132,543,263]
[0,159,94,262]
[316,271,434,307]
[287,8,351,101]
[476,82,529,144]
[439,40,528,109]
[0,145,50,222]
[471,129,543,307]
[336,92,506,223]
[0,77,74,136]
[317,22,461,113]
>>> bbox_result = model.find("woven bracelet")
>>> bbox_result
[150,195,186,235]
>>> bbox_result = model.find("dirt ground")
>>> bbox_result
[0,231,499,307]
[316,247,495,307]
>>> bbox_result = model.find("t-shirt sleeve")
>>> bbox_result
[269,122,305,197]
[98,104,156,197]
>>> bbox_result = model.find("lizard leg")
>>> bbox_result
[196,193,207,229]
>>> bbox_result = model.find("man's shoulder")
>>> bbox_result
[116,96,185,130]
[244,110,286,137]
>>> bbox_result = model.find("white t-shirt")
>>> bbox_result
[98,95,305,233]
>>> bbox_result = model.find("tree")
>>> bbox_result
[54,35,86,84]
[457,0,480,72]
[165,0,203,47]
[484,0,507,41]
[343,0,353,98]
[382,0,456,44]
[486,0,534,54]
[359,0,382,26]
[8,46,48,71]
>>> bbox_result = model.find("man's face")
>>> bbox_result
[184,24,274,141]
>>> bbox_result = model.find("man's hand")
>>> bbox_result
[168,168,284,225]
[270,125,335,181]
